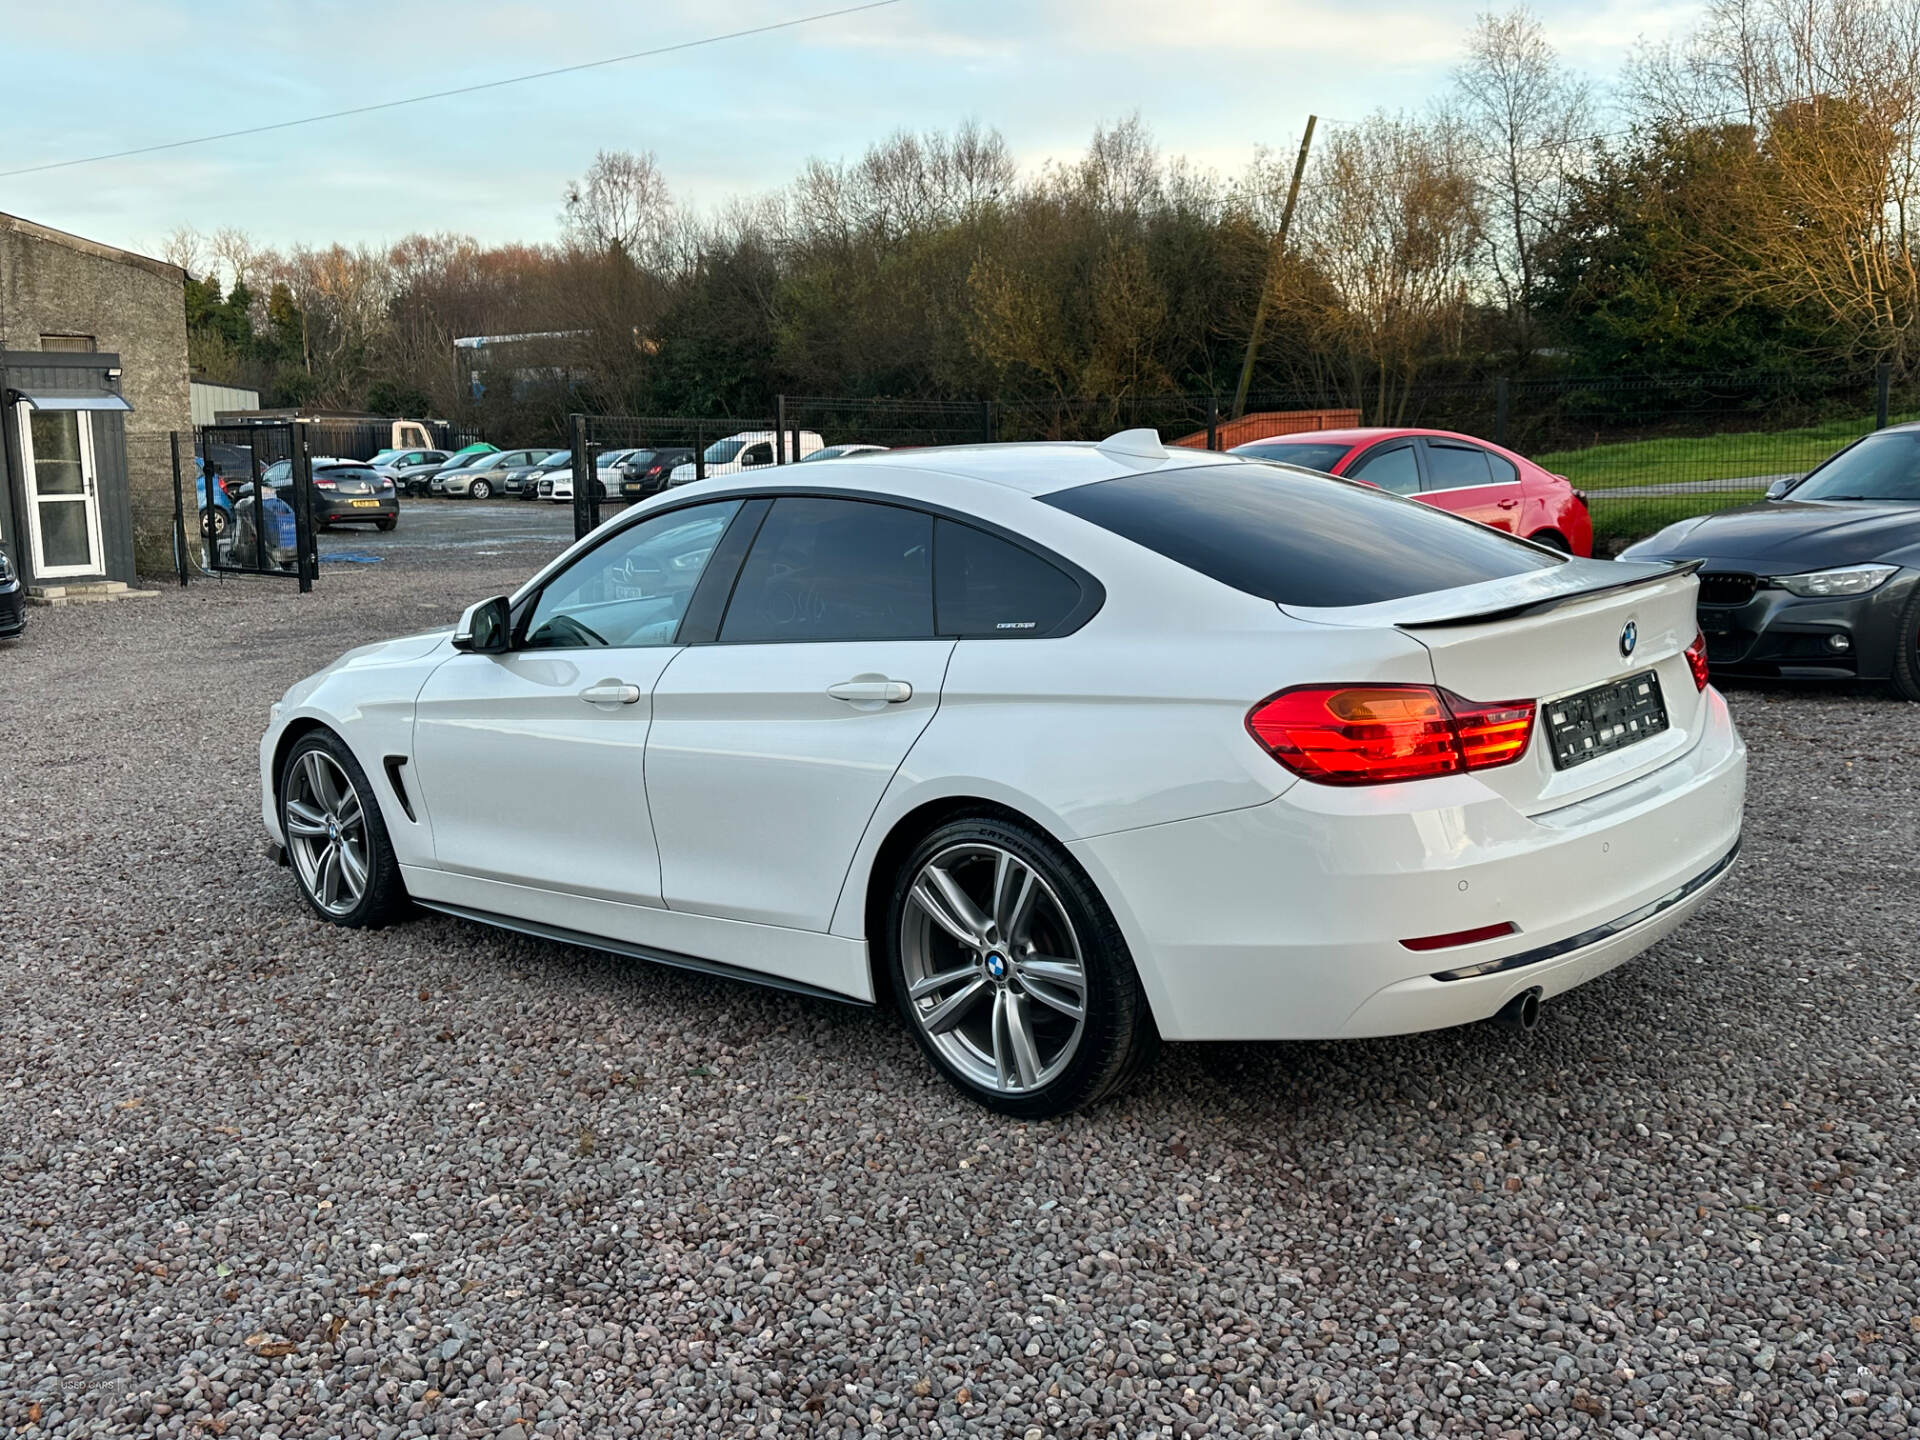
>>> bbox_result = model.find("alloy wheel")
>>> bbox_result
[284,750,370,917]
[899,842,1088,1094]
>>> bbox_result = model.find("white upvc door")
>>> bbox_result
[17,406,104,578]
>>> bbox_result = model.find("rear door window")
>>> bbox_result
[1346,442,1421,495]
[1424,441,1497,490]
[1042,464,1558,609]
[721,497,934,643]
[934,520,1083,637]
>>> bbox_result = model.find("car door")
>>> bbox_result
[1341,439,1422,496]
[409,499,747,905]
[1418,437,1521,532]
[646,495,956,931]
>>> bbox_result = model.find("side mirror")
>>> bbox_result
[1765,476,1797,501]
[452,595,512,653]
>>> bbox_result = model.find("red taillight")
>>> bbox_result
[1684,632,1710,691]
[1246,685,1537,786]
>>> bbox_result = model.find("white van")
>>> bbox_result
[666,430,824,487]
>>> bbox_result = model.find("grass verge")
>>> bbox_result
[1535,413,1901,489]
[1587,490,1764,553]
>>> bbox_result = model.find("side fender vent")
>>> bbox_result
[383,756,418,822]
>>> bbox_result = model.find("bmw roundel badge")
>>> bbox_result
[1620,620,1638,659]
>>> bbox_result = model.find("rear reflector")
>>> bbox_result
[1400,921,1519,952]
[1684,631,1710,691]
[1247,685,1537,785]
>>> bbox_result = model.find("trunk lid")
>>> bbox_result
[1280,558,1706,814]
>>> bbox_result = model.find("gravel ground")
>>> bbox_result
[3,551,1919,1440]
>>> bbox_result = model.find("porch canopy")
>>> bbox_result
[6,388,132,411]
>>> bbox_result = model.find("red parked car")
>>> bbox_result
[1231,428,1593,556]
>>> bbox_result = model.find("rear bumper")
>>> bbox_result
[1070,687,1746,1041]
[317,501,396,523]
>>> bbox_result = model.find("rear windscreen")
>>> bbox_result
[1042,463,1559,608]
[1232,441,1352,473]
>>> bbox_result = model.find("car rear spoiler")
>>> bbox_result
[1394,560,1704,630]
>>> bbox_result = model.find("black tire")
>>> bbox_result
[883,815,1158,1118]
[375,517,396,532]
[469,478,493,500]
[200,506,229,538]
[277,729,409,928]
[1529,529,1570,553]
[1889,584,1920,701]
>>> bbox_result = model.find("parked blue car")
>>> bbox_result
[195,458,298,566]
[194,458,234,539]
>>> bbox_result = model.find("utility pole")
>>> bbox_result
[1232,115,1316,419]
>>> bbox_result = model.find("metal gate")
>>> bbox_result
[170,421,318,591]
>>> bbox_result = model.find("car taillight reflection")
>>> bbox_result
[1246,684,1537,785]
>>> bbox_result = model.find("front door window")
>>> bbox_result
[19,407,102,577]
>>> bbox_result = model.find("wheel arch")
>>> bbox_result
[854,793,1128,1013]
[269,716,336,810]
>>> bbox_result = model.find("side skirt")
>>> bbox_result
[413,898,871,1007]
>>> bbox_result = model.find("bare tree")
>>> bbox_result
[1453,7,1592,363]
[1629,0,1920,368]
[1295,114,1482,413]
[157,225,207,277]
[562,150,677,269]
[209,228,262,291]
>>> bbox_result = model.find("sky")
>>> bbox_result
[0,0,1703,268]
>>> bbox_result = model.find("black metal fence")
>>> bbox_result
[566,412,776,537]
[563,370,1899,548]
[169,422,318,591]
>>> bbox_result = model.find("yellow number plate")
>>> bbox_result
[350,499,380,508]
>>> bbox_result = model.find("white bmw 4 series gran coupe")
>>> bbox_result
[260,431,1746,1116]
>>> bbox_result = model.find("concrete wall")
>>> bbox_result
[0,214,189,574]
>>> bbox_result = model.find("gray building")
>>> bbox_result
[0,212,189,593]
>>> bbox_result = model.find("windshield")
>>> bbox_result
[1233,441,1355,474]
[537,451,572,469]
[1792,431,1920,502]
[367,449,402,465]
[703,438,746,464]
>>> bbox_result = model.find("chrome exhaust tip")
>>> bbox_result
[1493,986,1542,1033]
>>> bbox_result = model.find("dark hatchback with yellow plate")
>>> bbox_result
[258,460,399,532]
[1621,423,1920,699]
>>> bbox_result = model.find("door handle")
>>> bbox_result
[580,682,642,706]
[827,678,913,704]
[1497,497,1519,509]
